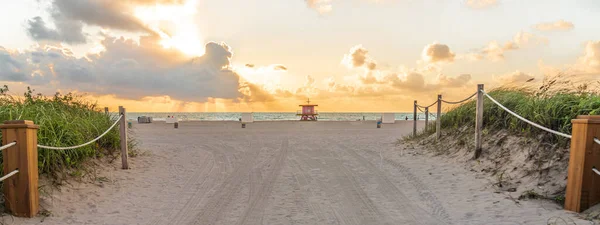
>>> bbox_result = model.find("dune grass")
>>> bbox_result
[417,75,600,145]
[0,86,128,177]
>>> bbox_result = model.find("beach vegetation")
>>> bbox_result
[0,85,133,179]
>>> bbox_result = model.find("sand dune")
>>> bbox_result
[12,121,586,225]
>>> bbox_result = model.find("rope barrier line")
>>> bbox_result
[595,137,600,146]
[481,90,572,139]
[0,142,16,151]
[593,167,600,176]
[416,100,438,109]
[441,92,477,104]
[0,170,18,182]
[37,115,123,150]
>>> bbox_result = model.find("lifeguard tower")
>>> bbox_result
[297,98,318,121]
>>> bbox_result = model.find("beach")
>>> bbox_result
[12,121,585,225]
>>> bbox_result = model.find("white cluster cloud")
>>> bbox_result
[468,31,548,62]
[532,20,574,31]
[465,0,498,9]
[305,0,333,14]
[421,43,455,63]
[493,70,535,84]
[579,41,600,73]
[342,45,377,70]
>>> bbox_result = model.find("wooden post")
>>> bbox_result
[0,120,39,217]
[565,115,600,212]
[104,107,108,114]
[436,94,442,140]
[474,84,484,159]
[413,100,417,137]
[425,107,429,132]
[119,106,129,169]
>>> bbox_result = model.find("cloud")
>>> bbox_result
[305,0,333,14]
[272,64,288,71]
[437,74,472,88]
[422,43,455,63]
[465,0,498,9]
[26,0,189,44]
[493,71,535,84]
[26,16,87,44]
[0,35,240,102]
[578,40,600,72]
[467,31,548,62]
[342,45,377,70]
[532,20,574,31]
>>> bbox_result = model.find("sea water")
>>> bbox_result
[126,112,437,121]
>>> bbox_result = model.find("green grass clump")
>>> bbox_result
[0,86,124,177]
[440,87,600,145]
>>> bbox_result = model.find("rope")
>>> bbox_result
[593,167,600,176]
[0,170,18,182]
[595,137,600,146]
[37,115,123,150]
[417,100,438,109]
[482,90,572,139]
[441,92,477,104]
[0,142,16,151]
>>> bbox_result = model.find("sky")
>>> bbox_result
[0,0,599,112]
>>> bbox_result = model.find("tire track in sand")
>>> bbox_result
[236,137,289,225]
[329,136,450,225]
[187,134,264,225]
[291,138,384,225]
[168,134,254,225]
[146,142,217,225]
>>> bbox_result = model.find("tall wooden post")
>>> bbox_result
[474,84,484,159]
[0,120,39,217]
[413,100,418,137]
[425,107,429,132]
[119,106,129,169]
[104,107,109,114]
[565,115,600,212]
[436,94,442,140]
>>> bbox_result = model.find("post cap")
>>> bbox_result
[0,120,39,129]
[572,115,600,124]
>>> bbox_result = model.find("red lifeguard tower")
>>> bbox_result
[297,98,318,121]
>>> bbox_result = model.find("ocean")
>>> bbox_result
[126,112,437,122]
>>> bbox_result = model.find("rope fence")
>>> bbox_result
[416,100,438,109]
[481,90,573,139]
[411,84,600,213]
[0,141,16,151]
[37,115,123,150]
[593,167,600,176]
[0,170,19,182]
[441,92,477,105]
[0,106,129,218]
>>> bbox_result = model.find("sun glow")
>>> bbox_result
[134,0,205,56]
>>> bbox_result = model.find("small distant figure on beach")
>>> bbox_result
[239,118,241,121]
[363,116,365,121]
[405,116,408,120]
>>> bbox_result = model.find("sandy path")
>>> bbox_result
[12,121,587,225]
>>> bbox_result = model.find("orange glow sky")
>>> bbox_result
[1,0,599,112]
